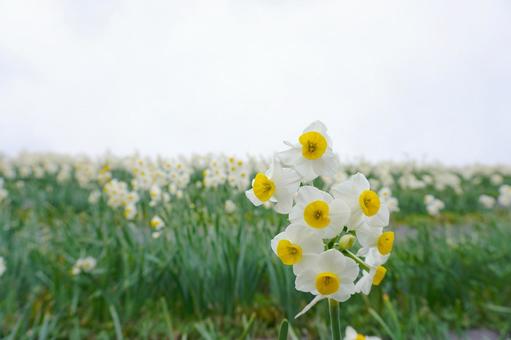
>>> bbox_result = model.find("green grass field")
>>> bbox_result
[0,155,510,339]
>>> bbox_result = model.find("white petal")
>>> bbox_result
[329,198,351,228]
[317,249,345,273]
[351,173,370,192]
[357,224,382,249]
[311,153,339,177]
[276,147,301,166]
[331,180,359,207]
[295,269,316,293]
[341,257,360,281]
[368,203,390,228]
[303,120,327,135]
[293,159,317,182]
[296,186,332,205]
[293,254,318,275]
[245,189,263,206]
[355,272,374,295]
[273,196,294,214]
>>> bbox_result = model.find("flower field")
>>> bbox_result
[0,124,510,339]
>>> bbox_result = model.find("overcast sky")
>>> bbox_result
[1,0,510,164]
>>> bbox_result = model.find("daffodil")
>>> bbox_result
[345,326,381,340]
[331,173,389,229]
[356,223,395,257]
[270,224,324,275]
[294,249,359,318]
[245,159,301,214]
[277,121,339,182]
[355,248,389,295]
[289,186,350,239]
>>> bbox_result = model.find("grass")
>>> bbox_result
[0,170,510,339]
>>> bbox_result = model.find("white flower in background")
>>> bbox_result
[331,173,389,229]
[150,216,165,231]
[0,187,7,203]
[424,194,445,216]
[88,190,101,204]
[289,186,350,239]
[277,121,339,182]
[478,195,496,209]
[72,256,97,276]
[490,174,503,185]
[355,248,389,295]
[0,257,6,277]
[498,185,511,207]
[149,184,161,207]
[378,187,399,213]
[245,159,301,214]
[270,224,324,275]
[356,224,395,257]
[124,204,137,220]
[295,250,359,318]
[224,199,237,214]
[345,326,381,340]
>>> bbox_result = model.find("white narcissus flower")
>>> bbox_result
[345,326,381,340]
[224,199,237,214]
[150,216,164,231]
[289,186,350,239]
[478,194,495,209]
[331,173,389,229]
[356,223,395,257]
[294,249,359,318]
[124,204,137,220]
[424,194,445,216]
[245,159,301,214]
[355,248,389,295]
[270,224,324,275]
[277,121,339,182]
[72,256,97,276]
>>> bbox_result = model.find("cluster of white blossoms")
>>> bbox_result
[71,256,97,276]
[203,156,250,190]
[479,194,496,209]
[246,121,394,317]
[103,179,140,219]
[424,194,445,216]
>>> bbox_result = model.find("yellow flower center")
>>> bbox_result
[304,200,330,228]
[377,231,395,255]
[252,173,276,202]
[299,131,328,160]
[315,272,340,295]
[359,190,380,216]
[276,240,303,265]
[356,334,366,340]
[372,266,387,286]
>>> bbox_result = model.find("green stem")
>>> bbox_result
[328,299,341,340]
[342,249,370,272]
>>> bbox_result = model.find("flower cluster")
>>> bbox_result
[246,121,394,317]
[424,194,445,216]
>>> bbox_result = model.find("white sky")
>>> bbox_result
[1,0,510,164]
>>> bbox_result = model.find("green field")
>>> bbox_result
[0,154,510,339]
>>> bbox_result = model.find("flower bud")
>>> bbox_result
[338,234,356,250]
